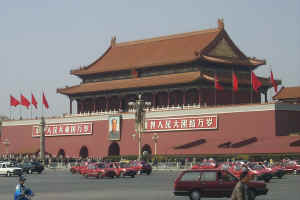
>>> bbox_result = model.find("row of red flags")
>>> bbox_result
[10,93,49,109]
[215,70,278,93]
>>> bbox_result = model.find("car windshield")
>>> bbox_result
[120,163,130,168]
[7,163,17,167]
[97,163,106,168]
[249,165,263,170]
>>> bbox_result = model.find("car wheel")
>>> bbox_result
[118,172,123,178]
[189,190,201,200]
[248,189,256,200]
[146,170,151,175]
[264,178,270,183]
[85,174,89,179]
[253,175,258,181]
[111,172,115,178]
[131,174,135,178]
[98,173,103,179]
[7,172,11,177]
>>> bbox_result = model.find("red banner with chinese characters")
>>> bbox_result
[32,123,93,137]
[144,115,217,132]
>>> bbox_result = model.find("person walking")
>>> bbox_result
[231,170,253,200]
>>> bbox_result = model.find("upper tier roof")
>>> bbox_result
[71,19,265,76]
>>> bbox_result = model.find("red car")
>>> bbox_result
[257,163,285,179]
[84,162,117,179]
[228,164,272,183]
[111,162,137,178]
[130,161,152,175]
[192,161,217,169]
[174,169,268,200]
[70,162,88,174]
[284,160,300,174]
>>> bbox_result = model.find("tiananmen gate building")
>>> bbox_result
[1,19,300,159]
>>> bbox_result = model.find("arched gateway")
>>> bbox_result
[79,146,89,159]
[142,144,152,155]
[108,142,120,156]
[57,148,65,158]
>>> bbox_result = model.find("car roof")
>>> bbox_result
[184,169,223,172]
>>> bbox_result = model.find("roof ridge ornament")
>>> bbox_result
[218,18,224,30]
[111,36,117,47]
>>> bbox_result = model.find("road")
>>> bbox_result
[0,169,299,200]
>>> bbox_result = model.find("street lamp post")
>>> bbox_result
[152,133,159,155]
[2,139,10,155]
[40,117,46,164]
[128,94,151,161]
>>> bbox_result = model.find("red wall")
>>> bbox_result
[276,110,300,136]
[1,109,300,157]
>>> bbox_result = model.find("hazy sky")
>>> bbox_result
[1,1,299,119]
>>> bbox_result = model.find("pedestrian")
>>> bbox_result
[231,170,253,200]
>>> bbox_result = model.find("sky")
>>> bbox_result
[1,0,299,119]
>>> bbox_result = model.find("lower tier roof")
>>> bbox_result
[57,71,277,96]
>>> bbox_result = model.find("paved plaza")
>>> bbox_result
[0,169,299,200]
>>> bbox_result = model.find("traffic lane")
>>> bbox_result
[0,170,299,200]
[0,170,179,200]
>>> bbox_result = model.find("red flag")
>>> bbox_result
[42,92,49,109]
[270,71,278,93]
[232,72,238,92]
[10,95,20,107]
[31,93,38,109]
[20,94,30,109]
[215,75,224,91]
[251,71,262,92]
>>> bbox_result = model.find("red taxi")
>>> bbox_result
[130,161,152,175]
[84,162,117,179]
[192,161,217,169]
[284,160,300,174]
[111,162,137,178]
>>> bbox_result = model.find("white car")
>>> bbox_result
[0,162,23,176]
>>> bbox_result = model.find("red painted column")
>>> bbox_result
[167,91,170,107]
[80,100,84,113]
[152,92,156,107]
[77,100,80,114]
[183,90,186,106]
[119,96,123,111]
[198,88,202,105]
[93,99,96,112]
[69,98,73,114]
[105,96,109,111]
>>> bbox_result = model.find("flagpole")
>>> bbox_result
[9,96,11,120]
[19,104,22,120]
[232,68,234,105]
[214,70,217,106]
[42,91,44,118]
[250,70,253,104]
[269,65,273,103]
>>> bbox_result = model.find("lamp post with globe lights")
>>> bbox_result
[152,133,159,155]
[2,139,10,156]
[40,117,46,164]
[128,94,151,161]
